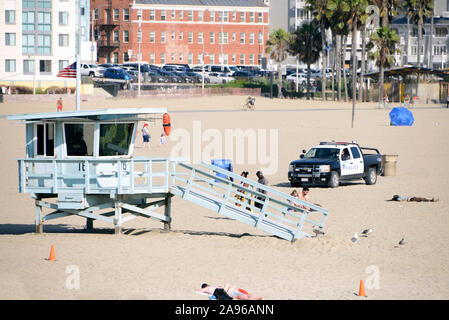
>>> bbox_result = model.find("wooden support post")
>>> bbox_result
[114,198,122,235]
[164,194,172,231]
[35,199,43,234]
[86,218,93,231]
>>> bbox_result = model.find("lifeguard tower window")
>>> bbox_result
[35,123,54,157]
[99,123,134,156]
[64,123,94,156]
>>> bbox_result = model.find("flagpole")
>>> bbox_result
[76,0,81,111]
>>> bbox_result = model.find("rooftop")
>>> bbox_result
[134,0,268,8]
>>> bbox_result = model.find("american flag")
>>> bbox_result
[57,62,76,78]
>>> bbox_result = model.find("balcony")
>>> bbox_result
[95,17,119,31]
[97,39,119,50]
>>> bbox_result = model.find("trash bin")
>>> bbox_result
[211,159,233,183]
[382,155,398,176]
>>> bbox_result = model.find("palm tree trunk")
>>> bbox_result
[307,62,311,100]
[337,34,342,101]
[332,33,336,101]
[418,15,423,67]
[342,34,348,102]
[382,0,388,27]
[321,21,327,101]
[429,12,434,68]
[351,22,357,128]
[379,49,385,105]
[277,63,283,98]
[407,15,410,65]
[359,27,366,103]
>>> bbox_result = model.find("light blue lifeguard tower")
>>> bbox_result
[8,108,330,241]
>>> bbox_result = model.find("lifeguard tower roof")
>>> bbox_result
[7,108,167,121]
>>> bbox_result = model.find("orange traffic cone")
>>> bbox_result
[47,245,56,261]
[358,280,366,297]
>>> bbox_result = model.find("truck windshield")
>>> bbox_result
[304,148,339,159]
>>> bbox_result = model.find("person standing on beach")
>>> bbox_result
[159,133,166,147]
[255,171,268,210]
[57,97,63,112]
[142,123,151,149]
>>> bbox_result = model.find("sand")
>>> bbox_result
[0,95,448,300]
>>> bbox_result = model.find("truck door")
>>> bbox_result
[350,146,364,178]
[340,147,360,178]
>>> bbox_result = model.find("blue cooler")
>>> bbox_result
[211,159,233,183]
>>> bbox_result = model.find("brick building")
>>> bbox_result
[92,0,269,67]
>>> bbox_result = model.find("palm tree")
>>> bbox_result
[289,23,322,100]
[403,0,434,67]
[372,0,402,27]
[266,28,290,98]
[306,0,330,101]
[367,26,399,105]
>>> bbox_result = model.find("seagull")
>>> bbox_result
[361,228,373,237]
[313,228,325,237]
[394,238,406,248]
[351,232,358,243]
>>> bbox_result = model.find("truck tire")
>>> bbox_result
[365,167,377,185]
[328,171,339,188]
[89,72,95,77]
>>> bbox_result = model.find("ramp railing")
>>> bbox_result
[171,161,329,240]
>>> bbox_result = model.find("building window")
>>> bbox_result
[123,9,129,21]
[198,32,203,44]
[5,59,16,72]
[240,54,245,64]
[37,35,51,54]
[223,11,229,22]
[150,31,155,43]
[161,10,166,21]
[39,59,51,73]
[249,12,255,22]
[258,54,262,65]
[23,12,35,31]
[223,54,228,64]
[38,1,51,8]
[171,31,175,40]
[171,52,175,62]
[435,27,448,37]
[113,52,118,63]
[250,54,254,65]
[5,33,16,46]
[160,53,166,64]
[258,12,263,23]
[58,34,69,47]
[171,10,175,19]
[59,12,68,25]
[94,30,99,40]
[23,0,35,8]
[198,10,203,22]
[249,33,254,44]
[150,53,155,64]
[198,53,203,64]
[240,12,246,22]
[240,32,245,44]
[23,60,35,74]
[5,10,16,24]
[232,32,236,42]
[113,9,119,20]
[123,30,129,43]
[188,32,193,43]
[433,45,447,55]
[94,9,99,20]
[179,31,183,40]
[411,45,423,56]
[232,11,237,21]
[219,32,228,44]
[179,10,183,19]
[150,9,155,21]
[179,53,183,61]
[137,30,142,43]
[23,34,35,53]
[188,10,193,21]
[161,31,166,43]
[209,54,215,64]
[210,10,215,22]
[113,30,119,42]
[58,60,68,72]
[124,52,129,62]
[232,53,236,63]
[137,9,142,20]
[38,12,51,31]
[258,32,263,44]
[210,32,215,44]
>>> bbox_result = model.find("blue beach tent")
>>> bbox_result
[389,107,414,126]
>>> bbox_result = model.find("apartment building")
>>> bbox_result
[92,0,269,66]
[0,0,91,84]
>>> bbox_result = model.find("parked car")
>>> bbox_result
[80,63,105,77]
[148,70,168,83]
[122,62,150,73]
[288,141,383,188]
[103,68,133,81]
[159,70,183,83]
[98,63,119,69]
[176,72,196,83]
[185,71,209,83]
[286,73,314,85]
[232,70,256,79]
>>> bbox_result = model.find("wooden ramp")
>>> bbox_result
[171,162,329,242]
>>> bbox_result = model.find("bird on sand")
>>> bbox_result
[394,238,406,248]
[313,228,325,237]
[361,228,373,237]
[351,232,358,243]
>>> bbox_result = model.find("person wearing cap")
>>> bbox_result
[255,171,268,210]
[142,123,151,149]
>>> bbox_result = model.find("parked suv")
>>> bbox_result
[80,63,105,77]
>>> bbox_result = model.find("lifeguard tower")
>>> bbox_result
[8,108,330,241]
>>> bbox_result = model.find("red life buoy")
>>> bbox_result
[162,113,171,136]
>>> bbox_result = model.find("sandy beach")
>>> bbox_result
[0,95,448,300]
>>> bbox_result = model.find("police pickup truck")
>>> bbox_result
[288,141,384,188]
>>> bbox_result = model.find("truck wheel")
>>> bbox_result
[328,171,339,188]
[365,167,377,185]
[89,72,94,77]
